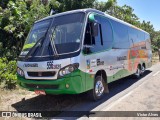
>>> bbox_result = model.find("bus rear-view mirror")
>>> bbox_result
[89,14,99,37]
[91,22,98,37]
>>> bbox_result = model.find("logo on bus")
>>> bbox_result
[47,61,61,69]
[23,63,38,67]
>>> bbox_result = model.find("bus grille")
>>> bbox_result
[27,71,56,77]
[25,84,58,89]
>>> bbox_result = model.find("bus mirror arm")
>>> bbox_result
[83,45,94,54]
[83,45,94,48]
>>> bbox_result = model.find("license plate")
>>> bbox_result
[34,90,46,95]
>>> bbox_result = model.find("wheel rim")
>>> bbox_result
[141,66,145,74]
[135,67,140,77]
[95,80,104,97]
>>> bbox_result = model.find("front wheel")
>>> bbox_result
[88,76,106,101]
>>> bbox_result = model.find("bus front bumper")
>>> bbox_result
[17,75,84,94]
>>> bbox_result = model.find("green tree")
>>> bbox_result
[140,21,155,40]
[55,0,95,12]
[0,0,50,59]
[94,0,117,13]
[0,0,11,9]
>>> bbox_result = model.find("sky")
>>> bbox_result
[99,0,160,31]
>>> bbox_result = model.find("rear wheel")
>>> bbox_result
[140,64,145,76]
[134,65,141,79]
[88,76,106,101]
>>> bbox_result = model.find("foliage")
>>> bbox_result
[0,58,17,89]
[0,0,50,59]
[152,31,160,52]
[55,0,95,12]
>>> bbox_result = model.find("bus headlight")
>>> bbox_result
[17,67,24,77]
[58,63,79,77]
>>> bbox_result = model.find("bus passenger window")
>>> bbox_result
[83,23,95,54]
[84,23,95,45]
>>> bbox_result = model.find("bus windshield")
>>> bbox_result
[20,19,51,56]
[20,12,85,57]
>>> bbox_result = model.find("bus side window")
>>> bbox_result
[84,23,95,45]
[84,22,103,54]
[145,34,151,50]
[111,19,130,49]
[83,23,95,54]
[101,17,113,49]
[83,14,113,54]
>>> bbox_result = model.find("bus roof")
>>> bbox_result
[36,8,149,34]
[36,8,105,22]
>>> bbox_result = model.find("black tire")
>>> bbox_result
[134,65,141,79]
[87,76,106,101]
[140,64,145,76]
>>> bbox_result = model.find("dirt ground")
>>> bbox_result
[152,56,159,64]
[0,89,36,111]
[0,87,88,120]
[0,88,87,111]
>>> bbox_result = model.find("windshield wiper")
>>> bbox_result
[24,36,44,60]
[24,23,51,60]
[49,27,59,57]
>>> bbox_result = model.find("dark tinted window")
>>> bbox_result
[83,14,113,54]
[128,27,138,46]
[91,15,103,52]
[128,27,147,49]
[20,19,51,56]
[110,20,130,49]
[145,33,151,49]
[21,12,85,57]
[49,12,85,54]
[137,31,145,42]
[101,17,113,49]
